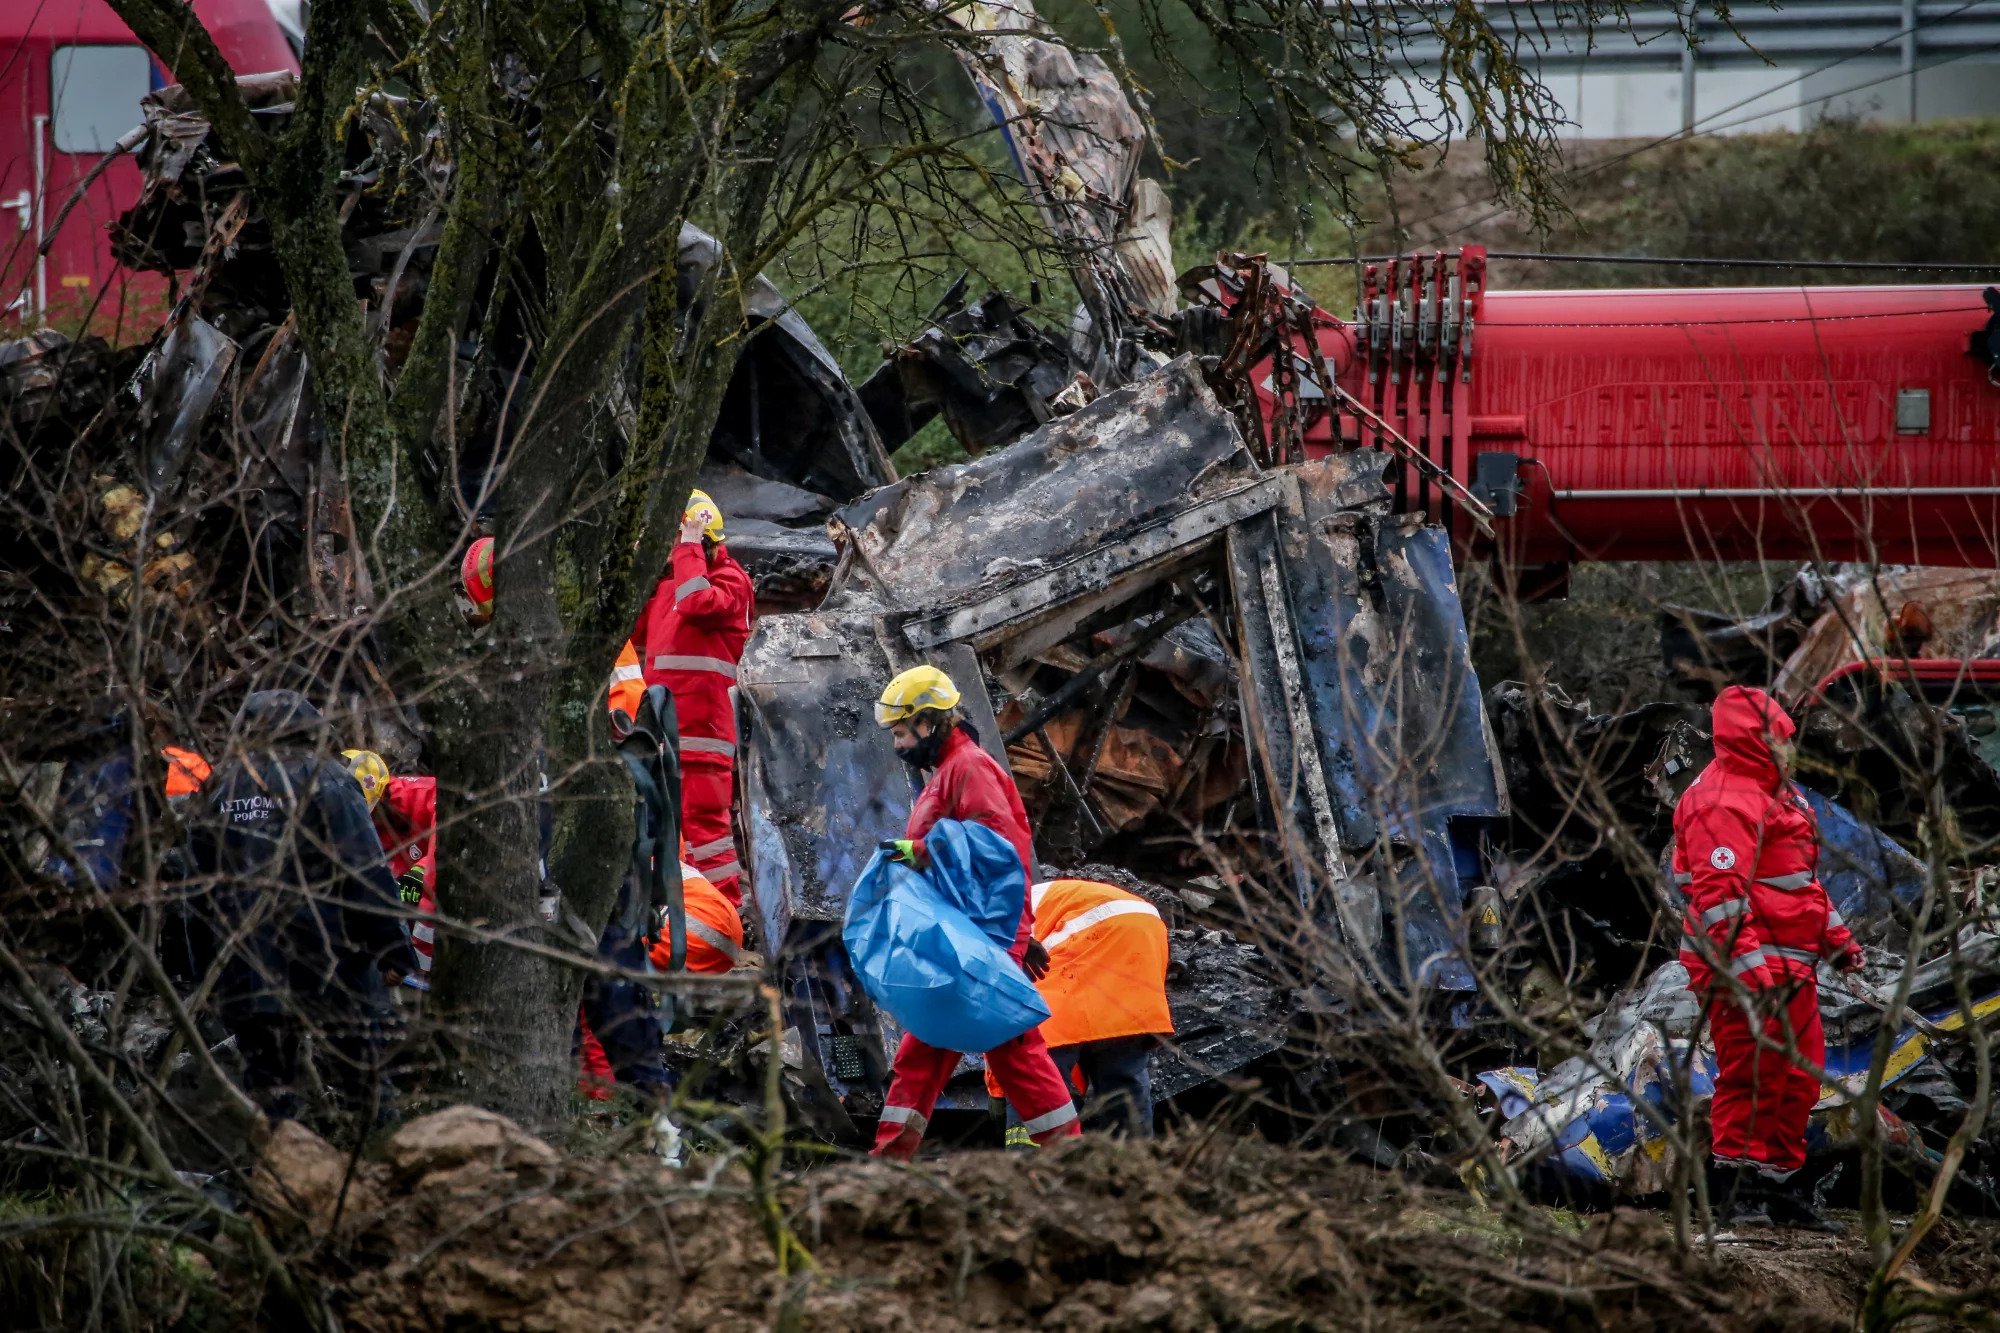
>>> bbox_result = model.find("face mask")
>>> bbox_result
[898,721,949,771]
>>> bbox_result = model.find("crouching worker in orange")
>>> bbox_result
[648,856,744,975]
[871,666,1081,1160]
[990,877,1173,1142]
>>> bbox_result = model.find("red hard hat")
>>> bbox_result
[462,537,494,611]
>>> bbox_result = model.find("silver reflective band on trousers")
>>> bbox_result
[878,1106,926,1132]
[1757,871,1814,891]
[681,735,736,756]
[689,834,735,860]
[1019,1101,1080,1135]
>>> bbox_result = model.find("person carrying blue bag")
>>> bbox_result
[853,666,1082,1160]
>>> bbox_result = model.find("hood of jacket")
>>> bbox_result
[1711,684,1795,789]
[237,689,326,745]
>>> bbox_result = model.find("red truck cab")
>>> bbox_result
[2,0,297,337]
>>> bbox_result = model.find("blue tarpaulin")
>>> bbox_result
[842,819,1049,1054]
[1801,787,1927,929]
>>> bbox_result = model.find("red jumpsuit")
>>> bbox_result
[1673,686,1859,1176]
[372,775,438,988]
[871,725,1081,1160]
[633,539,753,904]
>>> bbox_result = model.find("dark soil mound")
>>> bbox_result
[270,1107,1931,1332]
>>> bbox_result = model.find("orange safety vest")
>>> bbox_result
[1030,879,1173,1048]
[608,639,646,719]
[160,746,210,798]
[647,861,743,975]
[983,878,1173,1098]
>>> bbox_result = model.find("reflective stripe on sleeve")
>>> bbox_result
[1827,908,1845,929]
[1671,871,1693,887]
[1729,949,1770,976]
[687,919,742,963]
[1698,899,1749,927]
[682,736,736,757]
[653,654,738,680]
[1757,871,1814,891]
[675,576,713,603]
[1042,899,1161,953]
[1020,1101,1080,1136]
[413,923,436,945]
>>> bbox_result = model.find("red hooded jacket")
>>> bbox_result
[373,776,438,982]
[906,725,1037,959]
[1673,686,1857,992]
[632,540,754,748]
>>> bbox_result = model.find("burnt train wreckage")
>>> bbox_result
[5,0,2000,1161]
[746,0,2000,1134]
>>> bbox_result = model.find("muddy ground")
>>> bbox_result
[257,1108,1997,1332]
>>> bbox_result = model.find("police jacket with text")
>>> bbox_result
[193,693,417,1003]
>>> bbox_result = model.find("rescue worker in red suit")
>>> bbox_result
[344,751,439,992]
[870,665,1082,1160]
[1673,685,1863,1228]
[633,490,753,904]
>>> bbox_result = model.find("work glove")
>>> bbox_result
[1835,939,1866,974]
[397,864,427,906]
[1022,938,1051,982]
[881,838,928,869]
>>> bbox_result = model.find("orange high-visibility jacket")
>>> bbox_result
[1028,878,1173,1048]
[161,746,211,798]
[647,861,743,974]
[608,639,645,720]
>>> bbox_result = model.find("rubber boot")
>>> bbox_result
[1765,1173,1843,1232]
[1705,1162,1772,1228]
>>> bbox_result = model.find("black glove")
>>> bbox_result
[1023,938,1051,982]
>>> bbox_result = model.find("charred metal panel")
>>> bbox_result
[739,613,912,943]
[1223,510,1358,920]
[679,225,895,504]
[1230,453,1505,989]
[901,478,1280,653]
[1361,524,1509,829]
[738,619,1012,941]
[856,284,1076,455]
[829,357,1254,613]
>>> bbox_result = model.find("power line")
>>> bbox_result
[1405,36,2000,250]
[1387,0,1999,240]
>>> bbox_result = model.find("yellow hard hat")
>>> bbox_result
[876,665,962,727]
[684,489,725,542]
[342,749,390,811]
